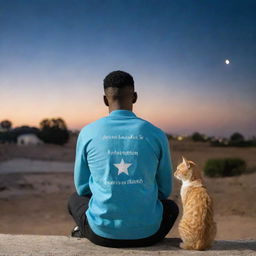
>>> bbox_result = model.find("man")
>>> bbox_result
[67,70,179,248]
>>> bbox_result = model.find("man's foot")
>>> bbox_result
[71,226,83,238]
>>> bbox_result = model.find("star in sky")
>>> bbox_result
[113,159,132,175]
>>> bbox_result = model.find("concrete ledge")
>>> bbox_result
[0,234,255,256]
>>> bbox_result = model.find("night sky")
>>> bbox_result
[0,0,255,137]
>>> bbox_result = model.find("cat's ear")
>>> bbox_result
[188,160,196,167]
[182,156,190,168]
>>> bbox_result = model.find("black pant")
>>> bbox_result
[67,192,179,248]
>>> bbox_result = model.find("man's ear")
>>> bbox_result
[103,95,109,106]
[133,92,137,104]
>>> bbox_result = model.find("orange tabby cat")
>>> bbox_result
[174,156,217,250]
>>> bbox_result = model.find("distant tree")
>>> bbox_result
[230,132,244,142]
[0,120,12,130]
[166,133,173,140]
[251,136,256,146]
[191,132,205,142]
[39,118,69,145]
[229,132,245,146]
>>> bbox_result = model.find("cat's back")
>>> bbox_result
[182,185,215,230]
[184,185,213,210]
[181,185,216,240]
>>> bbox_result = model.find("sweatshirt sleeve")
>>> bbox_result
[74,130,92,196]
[156,132,173,200]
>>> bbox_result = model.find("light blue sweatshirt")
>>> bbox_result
[74,110,173,239]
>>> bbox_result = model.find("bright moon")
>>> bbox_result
[225,59,230,65]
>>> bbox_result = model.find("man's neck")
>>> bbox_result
[108,104,133,113]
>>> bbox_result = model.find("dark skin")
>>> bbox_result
[103,86,137,113]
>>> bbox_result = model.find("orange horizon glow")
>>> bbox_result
[2,95,255,137]
[1,64,255,137]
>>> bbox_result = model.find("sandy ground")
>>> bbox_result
[0,140,256,240]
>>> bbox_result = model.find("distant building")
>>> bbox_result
[177,136,184,141]
[173,134,189,141]
[17,134,43,146]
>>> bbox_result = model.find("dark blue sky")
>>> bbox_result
[0,0,255,136]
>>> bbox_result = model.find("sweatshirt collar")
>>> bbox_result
[108,110,137,118]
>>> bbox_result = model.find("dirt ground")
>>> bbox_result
[0,139,256,240]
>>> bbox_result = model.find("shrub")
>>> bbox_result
[204,158,246,177]
[0,131,16,143]
[166,133,173,140]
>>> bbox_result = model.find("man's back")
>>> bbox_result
[74,109,173,239]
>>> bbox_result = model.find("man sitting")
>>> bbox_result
[67,70,179,247]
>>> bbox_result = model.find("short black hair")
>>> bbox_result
[103,70,134,89]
